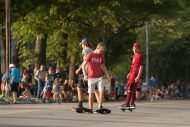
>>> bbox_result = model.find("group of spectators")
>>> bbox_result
[159,80,190,100]
[1,64,190,104]
[0,64,78,104]
[136,78,190,102]
[110,74,190,102]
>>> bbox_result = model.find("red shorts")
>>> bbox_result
[44,91,51,99]
[127,81,138,93]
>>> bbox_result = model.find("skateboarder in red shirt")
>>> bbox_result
[82,42,110,113]
[119,42,144,110]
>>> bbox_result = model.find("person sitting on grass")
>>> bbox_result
[19,84,31,101]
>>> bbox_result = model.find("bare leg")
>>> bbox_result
[98,91,104,108]
[89,93,94,110]
[77,87,84,107]
[94,91,100,104]
[62,90,67,99]
[12,92,17,103]
[77,87,83,101]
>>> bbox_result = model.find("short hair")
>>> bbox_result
[97,42,106,49]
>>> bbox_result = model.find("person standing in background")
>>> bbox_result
[9,64,20,104]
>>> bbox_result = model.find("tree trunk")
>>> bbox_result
[68,56,76,81]
[13,41,21,67]
[0,25,6,74]
[34,34,47,68]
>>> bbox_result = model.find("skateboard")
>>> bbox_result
[72,107,92,113]
[120,107,135,112]
[94,108,111,114]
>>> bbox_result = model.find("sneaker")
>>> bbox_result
[71,105,83,112]
[118,104,130,110]
[130,104,136,109]
[118,103,125,109]
[95,105,104,113]
[85,109,93,114]
[72,107,84,113]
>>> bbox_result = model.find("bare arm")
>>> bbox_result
[75,64,82,74]
[82,60,88,80]
[11,76,15,84]
[76,54,87,74]
[101,64,110,81]
[135,65,143,83]
[127,73,130,79]
[34,70,39,81]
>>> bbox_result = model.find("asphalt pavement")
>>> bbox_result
[0,100,190,127]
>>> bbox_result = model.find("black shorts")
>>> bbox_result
[76,75,88,89]
[11,82,19,93]
[77,76,84,88]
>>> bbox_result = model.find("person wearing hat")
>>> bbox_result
[9,64,20,104]
[73,37,100,111]
[119,42,144,110]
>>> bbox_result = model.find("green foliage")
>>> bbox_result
[7,0,190,86]
[136,2,190,85]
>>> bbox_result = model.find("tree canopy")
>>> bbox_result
[1,0,190,86]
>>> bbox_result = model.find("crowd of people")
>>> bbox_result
[0,64,79,104]
[1,64,190,105]
[111,75,190,103]
[0,40,111,111]
[134,78,190,102]
[0,40,190,108]
[0,41,112,114]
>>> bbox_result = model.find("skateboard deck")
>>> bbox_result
[120,107,135,112]
[72,107,92,113]
[94,108,111,114]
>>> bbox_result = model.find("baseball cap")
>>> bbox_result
[133,42,141,49]
[9,64,15,68]
[80,37,89,45]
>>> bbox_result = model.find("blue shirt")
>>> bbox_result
[10,68,20,83]
[1,73,6,81]
[82,47,93,74]
[149,77,157,88]
[45,81,51,91]
[82,47,93,56]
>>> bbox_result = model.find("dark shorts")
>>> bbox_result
[76,75,88,89]
[11,82,19,93]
